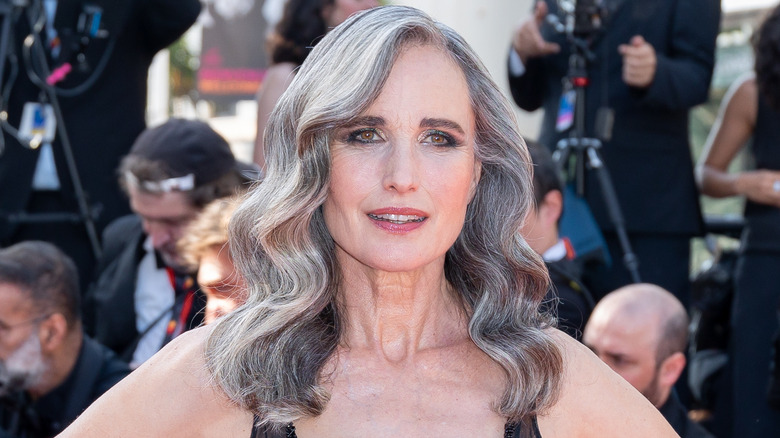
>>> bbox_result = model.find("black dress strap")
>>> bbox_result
[249,416,295,438]
[506,416,542,438]
[251,418,540,437]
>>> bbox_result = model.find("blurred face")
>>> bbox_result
[323,0,379,28]
[0,283,48,396]
[197,245,247,325]
[583,312,664,406]
[323,45,481,274]
[128,186,200,270]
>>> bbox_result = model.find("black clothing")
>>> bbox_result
[583,232,692,308]
[250,419,541,438]
[0,336,130,437]
[83,215,206,362]
[729,94,780,436]
[544,257,594,342]
[0,0,201,288]
[508,0,720,301]
[658,392,713,438]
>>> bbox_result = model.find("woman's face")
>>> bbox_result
[323,45,481,274]
[323,0,379,28]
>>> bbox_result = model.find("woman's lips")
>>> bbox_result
[367,208,428,233]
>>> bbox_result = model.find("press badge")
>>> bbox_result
[19,102,56,148]
[556,89,575,132]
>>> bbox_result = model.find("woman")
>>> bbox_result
[696,5,780,435]
[253,0,378,168]
[60,7,674,437]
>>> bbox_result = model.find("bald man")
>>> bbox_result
[583,284,712,438]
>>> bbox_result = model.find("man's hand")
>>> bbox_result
[512,2,560,64]
[618,35,657,88]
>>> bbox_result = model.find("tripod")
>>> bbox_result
[0,0,101,259]
[552,32,641,284]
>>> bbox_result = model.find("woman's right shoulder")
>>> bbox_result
[536,330,678,437]
[58,327,253,437]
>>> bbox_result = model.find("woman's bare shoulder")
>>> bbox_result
[58,326,253,437]
[536,330,677,437]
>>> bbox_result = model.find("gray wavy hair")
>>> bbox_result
[206,5,562,430]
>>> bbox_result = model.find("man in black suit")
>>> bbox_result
[508,0,721,306]
[83,119,257,367]
[0,241,129,437]
[0,0,202,289]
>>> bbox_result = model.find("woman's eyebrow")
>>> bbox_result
[420,117,465,135]
[341,115,385,128]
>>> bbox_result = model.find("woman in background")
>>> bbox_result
[253,0,378,168]
[696,5,780,435]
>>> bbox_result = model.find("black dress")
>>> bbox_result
[250,418,542,438]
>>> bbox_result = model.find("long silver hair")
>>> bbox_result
[206,5,562,429]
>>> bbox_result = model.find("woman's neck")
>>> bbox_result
[336,254,468,363]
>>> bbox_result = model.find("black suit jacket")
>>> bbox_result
[83,215,205,362]
[509,0,720,235]
[544,257,594,342]
[0,0,201,240]
[659,391,714,438]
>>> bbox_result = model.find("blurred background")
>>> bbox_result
[150,0,779,272]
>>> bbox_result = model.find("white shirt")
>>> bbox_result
[130,237,175,368]
[508,48,527,77]
[542,238,568,263]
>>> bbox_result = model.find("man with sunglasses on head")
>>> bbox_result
[82,119,258,368]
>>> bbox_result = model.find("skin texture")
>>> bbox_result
[127,186,200,270]
[697,75,780,207]
[197,245,247,325]
[57,45,677,438]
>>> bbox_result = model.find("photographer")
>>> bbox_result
[508,0,720,307]
[0,0,201,290]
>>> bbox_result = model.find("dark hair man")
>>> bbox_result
[583,283,713,437]
[521,141,594,341]
[83,119,258,367]
[0,241,129,437]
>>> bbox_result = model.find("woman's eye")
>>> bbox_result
[346,128,383,144]
[422,131,456,147]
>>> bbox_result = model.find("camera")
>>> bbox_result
[557,0,606,38]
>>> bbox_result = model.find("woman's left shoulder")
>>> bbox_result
[535,330,677,437]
